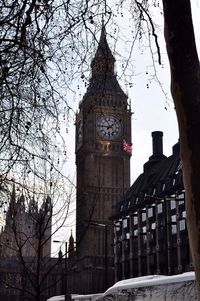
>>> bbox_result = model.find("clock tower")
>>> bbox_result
[75,26,131,293]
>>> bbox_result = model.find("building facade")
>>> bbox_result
[0,187,55,300]
[0,186,52,258]
[75,25,132,293]
[113,132,192,281]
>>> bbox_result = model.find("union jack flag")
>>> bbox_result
[123,140,132,153]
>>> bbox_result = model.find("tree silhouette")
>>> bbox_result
[0,180,75,301]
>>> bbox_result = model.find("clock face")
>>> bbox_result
[96,114,122,140]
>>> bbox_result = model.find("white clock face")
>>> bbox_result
[96,114,122,140]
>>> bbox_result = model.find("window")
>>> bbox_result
[143,234,147,243]
[157,203,163,214]
[171,215,176,223]
[115,222,120,228]
[182,211,186,218]
[179,219,186,231]
[134,216,138,225]
[148,207,153,217]
[151,223,156,230]
[123,219,128,228]
[143,226,147,233]
[171,224,177,234]
[170,200,176,210]
[142,212,146,221]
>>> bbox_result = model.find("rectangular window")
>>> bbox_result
[148,207,153,217]
[170,200,176,210]
[171,215,176,223]
[134,216,138,225]
[157,203,163,214]
[171,224,177,234]
[179,219,186,231]
[142,212,146,221]
[123,219,128,228]
[143,226,147,233]
[182,211,186,218]
[143,234,147,243]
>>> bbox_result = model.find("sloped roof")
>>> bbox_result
[85,73,127,98]
[116,142,183,216]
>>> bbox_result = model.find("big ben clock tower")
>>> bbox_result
[75,26,131,293]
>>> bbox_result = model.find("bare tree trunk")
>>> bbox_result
[162,0,200,299]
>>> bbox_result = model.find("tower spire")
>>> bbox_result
[91,24,115,78]
[68,229,75,258]
[6,184,16,224]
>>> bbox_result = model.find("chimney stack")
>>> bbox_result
[143,131,166,172]
[152,131,163,156]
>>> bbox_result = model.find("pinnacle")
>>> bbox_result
[93,24,115,62]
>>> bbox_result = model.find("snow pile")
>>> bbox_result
[104,272,195,295]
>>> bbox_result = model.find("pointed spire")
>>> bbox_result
[91,24,115,78]
[69,229,74,244]
[83,22,128,101]
[17,194,25,210]
[68,229,75,258]
[10,184,16,207]
[6,184,16,223]
[94,25,115,61]
[58,247,63,259]
[39,195,52,216]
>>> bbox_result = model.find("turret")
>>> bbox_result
[68,230,75,258]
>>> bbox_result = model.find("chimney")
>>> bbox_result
[143,131,166,172]
[152,131,163,156]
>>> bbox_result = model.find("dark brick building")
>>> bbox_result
[113,132,192,281]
